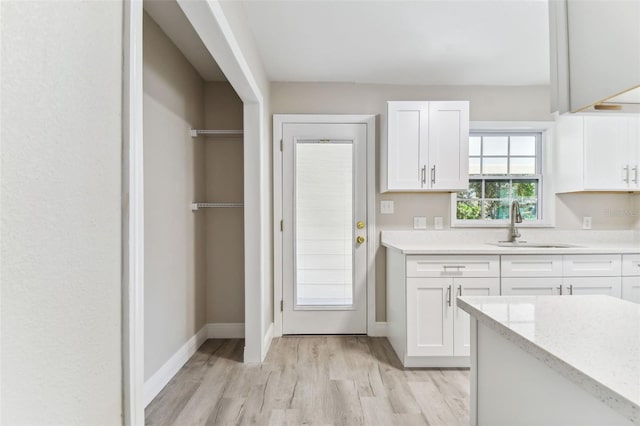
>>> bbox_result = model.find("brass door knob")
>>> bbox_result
[356,236,365,244]
[357,221,365,229]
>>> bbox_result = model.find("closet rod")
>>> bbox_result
[191,202,244,211]
[190,129,244,137]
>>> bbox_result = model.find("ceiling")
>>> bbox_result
[145,0,551,87]
[241,0,550,86]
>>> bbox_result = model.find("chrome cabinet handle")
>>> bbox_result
[421,165,426,184]
[624,165,630,183]
[633,166,638,184]
[568,284,574,295]
[557,285,563,295]
[431,165,436,185]
[446,285,452,307]
[458,285,462,297]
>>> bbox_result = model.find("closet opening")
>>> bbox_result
[139,0,246,417]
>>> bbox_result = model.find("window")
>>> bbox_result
[454,130,544,225]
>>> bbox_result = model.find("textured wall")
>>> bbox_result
[1,1,123,423]
[270,82,639,322]
[143,13,207,380]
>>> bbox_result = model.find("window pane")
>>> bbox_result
[510,136,536,156]
[519,200,538,220]
[483,136,508,155]
[458,180,482,199]
[510,157,536,175]
[485,180,510,198]
[457,200,482,220]
[511,180,538,199]
[469,137,481,156]
[469,157,481,175]
[483,200,510,220]
[483,157,508,174]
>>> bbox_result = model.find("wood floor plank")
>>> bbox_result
[145,336,469,426]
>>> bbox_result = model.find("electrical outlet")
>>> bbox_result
[380,200,394,214]
[434,216,443,230]
[413,216,427,229]
[583,216,592,230]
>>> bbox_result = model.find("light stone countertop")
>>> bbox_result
[457,295,640,425]
[381,230,640,255]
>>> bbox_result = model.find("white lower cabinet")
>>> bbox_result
[502,277,563,295]
[452,278,499,357]
[622,255,640,303]
[563,277,622,297]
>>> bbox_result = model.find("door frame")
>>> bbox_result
[273,114,377,337]
[122,1,270,424]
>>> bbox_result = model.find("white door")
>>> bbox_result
[282,123,367,334]
[583,116,629,190]
[386,101,429,190]
[453,278,499,357]
[428,101,469,191]
[406,278,454,357]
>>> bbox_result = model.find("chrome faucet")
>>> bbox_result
[508,200,523,242]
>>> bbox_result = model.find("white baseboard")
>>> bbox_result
[208,322,245,338]
[143,325,208,407]
[262,322,274,359]
[368,322,388,337]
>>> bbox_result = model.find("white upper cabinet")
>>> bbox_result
[383,101,469,192]
[555,114,640,192]
[549,0,640,113]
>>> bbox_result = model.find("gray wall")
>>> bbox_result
[1,1,123,423]
[270,82,640,321]
[143,12,207,380]
[204,82,245,324]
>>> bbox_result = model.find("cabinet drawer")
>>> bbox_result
[406,255,499,278]
[622,254,640,276]
[501,277,562,296]
[563,255,621,277]
[501,255,563,277]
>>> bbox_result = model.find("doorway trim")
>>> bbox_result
[273,114,377,337]
[123,1,270,424]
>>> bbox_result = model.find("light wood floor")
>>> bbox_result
[145,336,470,426]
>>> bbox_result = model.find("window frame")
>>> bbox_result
[450,121,555,228]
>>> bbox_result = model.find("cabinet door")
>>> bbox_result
[583,116,630,190]
[453,278,499,357]
[386,101,429,190]
[406,278,453,357]
[428,101,469,191]
[622,276,640,303]
[563,254,621,277]
[502,277,562,296]
[629,117,640,190]
[563,277,622,298]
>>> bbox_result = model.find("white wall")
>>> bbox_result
[143,13,207,380]
[271,82,639,321]
[1,1,123,423]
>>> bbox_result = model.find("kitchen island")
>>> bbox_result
[457,295,639,426]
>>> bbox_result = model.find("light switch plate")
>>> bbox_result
[413,216,427,229]
[434,216,443,230]
[583,216,592,229]
[380,200,394,214]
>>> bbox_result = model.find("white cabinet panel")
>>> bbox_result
[453,278,499,357]
[622,254,640,276]
[428,102,469,191]
[563,277,622,298]
[501,255,564,277]
[406,255,499,278]
[502,277,562,296]
[563,255,621,277]
[383,100,469,192]
[583,116,629,190]
[386,102,428,190]
[406,278,453,357]
[622,276,640,304]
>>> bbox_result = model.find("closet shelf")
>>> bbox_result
[191,202,244,211]
[190,129,243,137]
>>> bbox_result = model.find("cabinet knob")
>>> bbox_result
[356,236,365,244]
